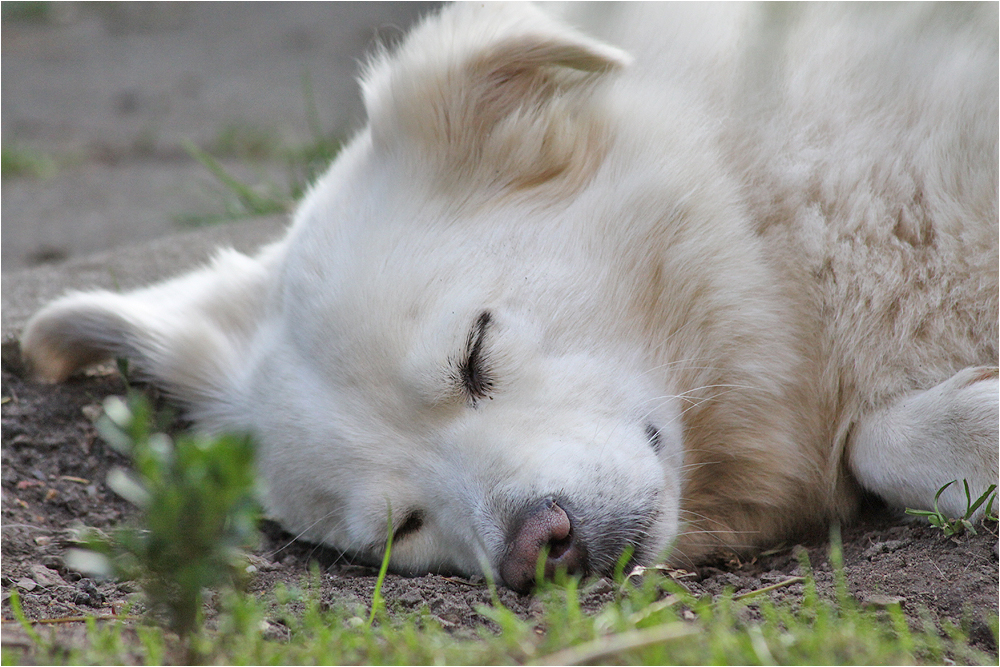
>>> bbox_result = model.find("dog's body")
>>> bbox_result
[23,3,998,591]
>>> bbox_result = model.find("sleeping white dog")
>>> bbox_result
[22,2,998,591]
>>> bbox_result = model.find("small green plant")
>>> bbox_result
[67,392,261,639]
[182,139,291,219]
[905,480,998,536]
[1,145,57,179]
[286,69,343,199]
[2,1,51,22]
[10,545,996,664]
[175,70,342,226]
[210,123,281,161]
[10,399,996,664]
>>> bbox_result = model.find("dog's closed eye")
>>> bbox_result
[459,311,494,404]
[393,509,425,541]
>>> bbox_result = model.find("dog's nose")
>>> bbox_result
[499,496,588,592]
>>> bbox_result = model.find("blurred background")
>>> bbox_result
[1,2,438,272]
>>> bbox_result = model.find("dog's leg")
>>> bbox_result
[848,367,999,519]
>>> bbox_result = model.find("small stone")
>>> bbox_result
[16,578,36,592]
[863,540,907,560]
[431,613,457,628]
[81,404,104,422]
[861,593,906,608]
[583,577,613,596]
[74,578,105,607]
[245,554,278,571]
[396,589,424,608]
[29,564,65,588]
[39,555,63,570]
[116,581,139,594]
[528,598,545,616]
[259,619,287,641]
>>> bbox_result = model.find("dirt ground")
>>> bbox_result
[2,354,998,659]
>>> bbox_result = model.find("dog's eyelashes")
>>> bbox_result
[645,423,663,454]
[393,509,425,541]
[460,310,495,404]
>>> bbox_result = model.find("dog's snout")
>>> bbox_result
[499,496,588,592]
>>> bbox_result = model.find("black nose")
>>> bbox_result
[499,496,588,592]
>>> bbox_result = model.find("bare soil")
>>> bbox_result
[2,355,997,659]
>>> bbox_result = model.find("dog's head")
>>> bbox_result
[23,3,781,590]
[243,3,686,590]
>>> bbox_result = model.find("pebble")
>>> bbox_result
[396,589,424,608]
[74,578,104,607]
[259,619,288,641]
[245,554,279,572]
[583,577,613,596]
[863,539,908,560]
[860,593,906,608]
[29,564,65,588]
[80,404,104,422]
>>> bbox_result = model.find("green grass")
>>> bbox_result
[1,1,51,23]
[173,125,342,227]
[6,554,994,665]
[1,145,58,179]
[905,480,998,537]
[65,393,260,645]
[175,71,343,227]
[4,396,996,665]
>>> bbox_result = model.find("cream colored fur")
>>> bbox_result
[22,2,998,582]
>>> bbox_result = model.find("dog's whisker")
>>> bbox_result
[267,510,345,558]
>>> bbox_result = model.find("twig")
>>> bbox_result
[534,622,698,665]
[58,475,91,484]
[2,614,140,625]
[733,576,805,601]
[438,575,483,587]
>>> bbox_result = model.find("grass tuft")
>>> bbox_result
[6,401,996,665]
[1,145,58,179]
[65,392,260,642]
[905,480,998,536]
[175,69,343,226]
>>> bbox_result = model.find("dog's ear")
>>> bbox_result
[21,245,280,417]
[361,2,630,193]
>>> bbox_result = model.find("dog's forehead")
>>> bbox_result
[288,186,583,332]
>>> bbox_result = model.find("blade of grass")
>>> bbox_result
[300,69,325,144]
[182,139,288,216]
[732,576,805,601]
[7,590,42,646]
[366,506,393,628]
[534,621,698,665]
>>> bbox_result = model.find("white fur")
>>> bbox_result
[22,3,998,582]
